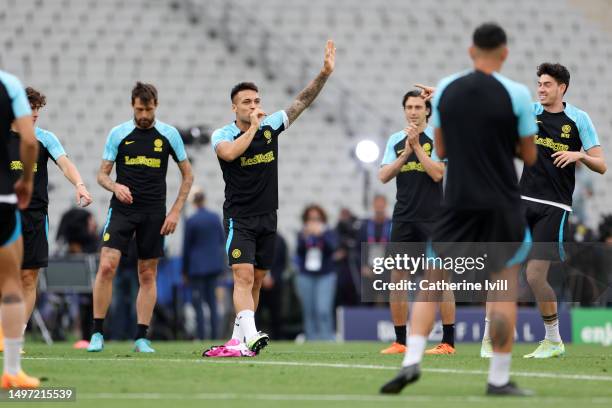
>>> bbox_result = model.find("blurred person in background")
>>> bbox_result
[258,232,288,340]
[109,238,138,340]
[182,190,225,340]
[295,205,337,341]
[55,207,99,348]
[571,161,594,227]
[359,195,392,246]
[359,195,392,305]
[334,207,361,306]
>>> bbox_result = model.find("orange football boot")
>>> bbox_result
[1,371,40,389]
[425,343,455,355]
[380,342,407,354]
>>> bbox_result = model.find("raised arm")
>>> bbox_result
[215,108,265,162]
[161,159,193,235]
[414,84,436,101]
[285,40,336,126]
[57,156,92,207]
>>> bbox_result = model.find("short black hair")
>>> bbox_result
[537,62,570,94]
[472,23,507,50]
[231,82,259,102]
[131,82,158,105]
[402,90,432,120]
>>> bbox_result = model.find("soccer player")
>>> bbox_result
[204,40,335,356]
[0,69,40,388]
[87,82,193,353]
[380,23,537,396]
[515,63,605,359]
[1,87,92,350]
[378,89,456,355]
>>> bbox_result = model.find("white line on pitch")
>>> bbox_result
[21,356,612,382]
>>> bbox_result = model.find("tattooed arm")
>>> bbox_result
[285,40,336,126]
[97,159,133,204]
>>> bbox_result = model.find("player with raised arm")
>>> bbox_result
[0,70,40,388]
[87,82,193,353]
[381,23,538,396]
[204,41,335,357]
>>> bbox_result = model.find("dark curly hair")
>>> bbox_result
[26,87,46,110]
[537,63,570,94]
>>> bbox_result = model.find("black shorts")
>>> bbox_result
[20,209,49,269]
[101,206,165,259]
[430,207,531,272]
[390,220,433,243]
[523,200,569,261]
[386,220,434,260]
[224,211,277,270]
[0,205,20,248]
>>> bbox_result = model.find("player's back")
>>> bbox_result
[434,70,534,209]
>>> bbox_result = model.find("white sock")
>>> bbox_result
[22,324,27,336]
[237,310,257,343]
[231,315,243,341]
[544,320,561,343]
[402,335,426,367]
[3,337,23,375]
[483,318,490,341]
[487,352,511,386]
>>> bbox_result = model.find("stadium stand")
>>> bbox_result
[2,0,610,253]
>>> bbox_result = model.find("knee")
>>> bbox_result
[21,270,39,292]
[234,269,254,289]
[98,261,117,281]
[489,312,511,348]
[138,268,157,286]
[526,268,546,287]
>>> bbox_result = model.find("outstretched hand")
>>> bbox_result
[322,40,336,76]
[414,83,435,101]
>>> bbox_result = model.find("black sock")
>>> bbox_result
[135,324,149,340]
[93,318,104,335]
[394,325,407,345]
[442,324,455,347]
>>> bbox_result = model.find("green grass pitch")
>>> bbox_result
[2,342,611,407]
